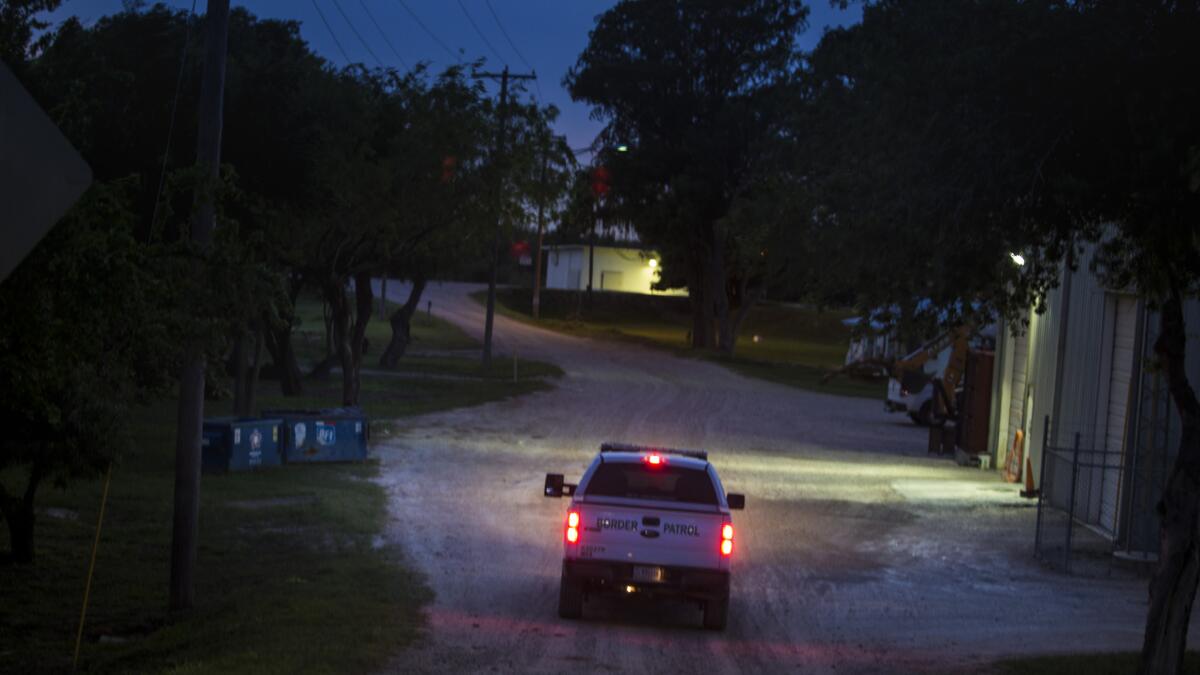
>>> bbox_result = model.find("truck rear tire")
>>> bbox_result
[558,572,583,619]
[702,591,729,630]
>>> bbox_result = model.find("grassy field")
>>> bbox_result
[992,651,1200,674]
[487,287,884,399]
[0,295,561,673]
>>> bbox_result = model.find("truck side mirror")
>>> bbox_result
[544,473,564,498]
[726,493,745,510]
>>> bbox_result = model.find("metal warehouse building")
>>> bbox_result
[988,239,1200,565]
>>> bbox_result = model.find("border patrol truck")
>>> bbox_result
[543,443,745,630]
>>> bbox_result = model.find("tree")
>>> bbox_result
[802,1,1200,671]
[0,182,176,562]
[566,0,808,355]
[0,0,62,75]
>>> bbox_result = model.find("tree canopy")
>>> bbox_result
[566,0,809,354]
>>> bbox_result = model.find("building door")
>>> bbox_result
[600,270,623,291]
[1097,294,1137,535]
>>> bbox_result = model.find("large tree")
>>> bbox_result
[0,182,185,563]
[803,1,1200,671]
[566,0,808,355]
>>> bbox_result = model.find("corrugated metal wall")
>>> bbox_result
[1026,281,1062,485]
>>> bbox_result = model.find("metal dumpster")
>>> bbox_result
[264,408,369,463]
[201,417,283,473]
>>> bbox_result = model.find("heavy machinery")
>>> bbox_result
[884,324,973,426]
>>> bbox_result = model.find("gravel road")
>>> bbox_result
[375,282,1173,674]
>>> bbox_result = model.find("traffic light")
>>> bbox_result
[591,165,611,197]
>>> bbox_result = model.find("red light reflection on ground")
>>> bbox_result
[427,606,944,670]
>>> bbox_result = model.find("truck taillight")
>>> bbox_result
[720,523,734,556]
[566,511,580,544]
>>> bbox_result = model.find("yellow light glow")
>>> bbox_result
[625,585,636,593]
[648,258,658,269]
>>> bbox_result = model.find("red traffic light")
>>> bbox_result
[591,165,611,197]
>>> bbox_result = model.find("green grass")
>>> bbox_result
[992,651,1200,674]
[486,288,884,399]
[0,403,428,674]
[0,294,562,673]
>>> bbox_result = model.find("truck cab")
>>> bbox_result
[543,442,745,630]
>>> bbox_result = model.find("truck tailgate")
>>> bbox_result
[576,502,721,569]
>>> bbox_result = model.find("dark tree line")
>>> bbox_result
[0,1,558,563]
[572,1,1198,670]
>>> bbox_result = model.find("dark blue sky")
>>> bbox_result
[48,1,861,149]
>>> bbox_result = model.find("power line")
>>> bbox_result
[358,0,409,70]
[483,0,532,71]
[330,0,385,68]
[483,0,541,99]
[149,0,198,238]
[395,0,462,63]
[456,0,506,67]
[311,0,354,66]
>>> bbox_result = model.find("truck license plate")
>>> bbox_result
[632,566,665,583]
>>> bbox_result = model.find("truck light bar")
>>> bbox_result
[599,442,708,462]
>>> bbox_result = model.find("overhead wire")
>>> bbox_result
[395,0,462,63]
[456,0,506,68]
[482,0,542,100]
[148,0,198,238]
[330,0,386,68]
[358,0,410,70]
[483,0,534,73]
[310,0,354,66]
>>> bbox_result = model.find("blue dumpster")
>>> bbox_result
[201,417,283,473]
[264,408,369,463]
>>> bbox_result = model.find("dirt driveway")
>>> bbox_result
[375,282,1164,674]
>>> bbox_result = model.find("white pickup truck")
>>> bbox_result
[543,442,745,630]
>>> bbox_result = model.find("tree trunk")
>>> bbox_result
[729,281,764,358]
[324,280,353,405]
[1140,287,1200,675]
[0,468,41,564]
[380,276,427,368]
[246,326,263,415]
[263,323,304,395]
[231,330,250,416]
[2,501,35,564]
[346,272,374,406]
[709,231,734,356]
[688,233,713,349]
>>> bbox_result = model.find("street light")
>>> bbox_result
[1009,252,1026,266]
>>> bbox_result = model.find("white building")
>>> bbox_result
[544,245,684,295]
[987,239,1200,558]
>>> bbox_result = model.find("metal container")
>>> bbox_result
[264,408,370,463]
[201,417,283,473]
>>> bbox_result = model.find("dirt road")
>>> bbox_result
[376,282,1165,674]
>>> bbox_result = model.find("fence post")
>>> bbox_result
[1064,431,1081,573]
[1034,415,1051,556]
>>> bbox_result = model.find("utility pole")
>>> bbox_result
[474,66,535,367]
[531,145,548,320]
[170,0,230,612]
[587,206,596,305]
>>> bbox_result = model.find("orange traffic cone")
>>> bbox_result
[1020,455,1038,499]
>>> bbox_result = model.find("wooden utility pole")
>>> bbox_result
[474,66,535,367]
[170,0,230,612]
[531,147,548,319]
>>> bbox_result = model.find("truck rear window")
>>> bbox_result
[585,464,718,505]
